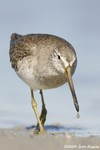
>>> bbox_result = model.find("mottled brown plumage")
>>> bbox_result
[10,33,76,71]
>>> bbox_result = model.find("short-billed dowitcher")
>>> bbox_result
[9,33,79,133]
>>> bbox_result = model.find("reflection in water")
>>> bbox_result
[26,125,100,137]
[0,119,100,136]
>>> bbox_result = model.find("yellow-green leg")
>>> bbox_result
[36,90,47,129]
[31,89,44,134]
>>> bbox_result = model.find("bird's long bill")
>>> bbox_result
[65,66,79,112]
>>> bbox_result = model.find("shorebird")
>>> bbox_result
[9,33,79,133]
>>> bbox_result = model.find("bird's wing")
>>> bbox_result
[9,33,36,71]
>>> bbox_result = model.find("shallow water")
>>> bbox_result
[25,125,100,137]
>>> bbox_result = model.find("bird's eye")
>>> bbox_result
[58,55,61,60]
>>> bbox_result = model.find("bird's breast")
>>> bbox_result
[16,56,67,90]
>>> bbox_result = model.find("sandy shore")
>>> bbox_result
[0,126,100,150]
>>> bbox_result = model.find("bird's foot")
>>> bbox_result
[33,128,45,134]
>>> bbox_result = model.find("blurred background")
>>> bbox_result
[0,0,100,134]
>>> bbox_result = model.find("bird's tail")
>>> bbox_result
[10,33,22,47]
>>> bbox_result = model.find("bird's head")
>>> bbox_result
[52,47,79,114]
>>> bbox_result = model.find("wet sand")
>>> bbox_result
[0,126,100,150]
